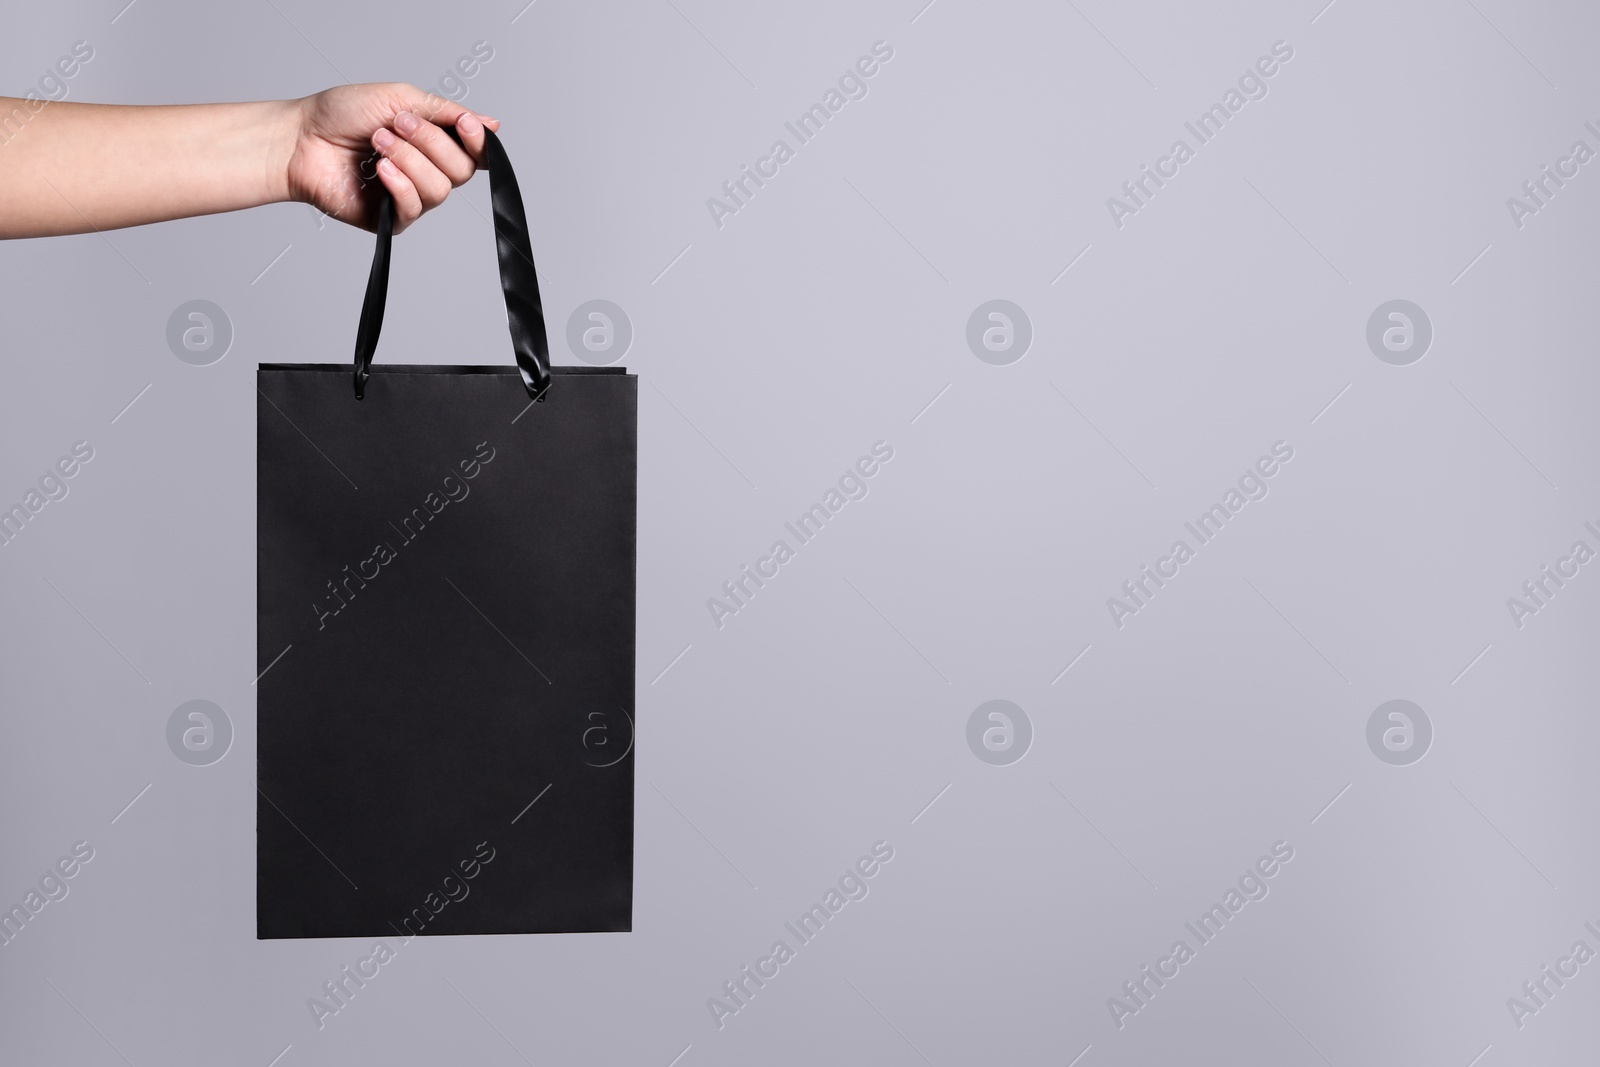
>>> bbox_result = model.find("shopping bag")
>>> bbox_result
[256,130,636,939]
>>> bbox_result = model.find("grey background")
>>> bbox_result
[3,0,1598,1064]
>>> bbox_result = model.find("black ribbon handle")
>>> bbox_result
[353,126,551,403]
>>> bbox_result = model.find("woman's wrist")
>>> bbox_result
[253,97,305,208]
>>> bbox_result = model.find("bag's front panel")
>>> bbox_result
[257,366,636,938]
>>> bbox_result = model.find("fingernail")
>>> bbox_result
[378,158,398,178]
[373,128,395,150]
[393,110,419,136]
[456,112,482,136]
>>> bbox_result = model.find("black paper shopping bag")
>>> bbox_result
[256,130,635,939]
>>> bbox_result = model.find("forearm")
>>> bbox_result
[0,97,300,238]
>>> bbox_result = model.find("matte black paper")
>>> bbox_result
[256,364,635,939]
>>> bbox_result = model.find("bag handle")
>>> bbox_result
[353,126,552,403]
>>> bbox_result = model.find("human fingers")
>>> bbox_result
[391,110,477,187]
[397,92,501,165]
[374,156,423,233]
[372,125,451,213]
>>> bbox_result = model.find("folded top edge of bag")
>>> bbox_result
[259,364,629,376]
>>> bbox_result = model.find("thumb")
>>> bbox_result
[398,87,500,134]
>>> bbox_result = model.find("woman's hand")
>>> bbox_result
[0,84,499,240]
[286,83,501,234]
